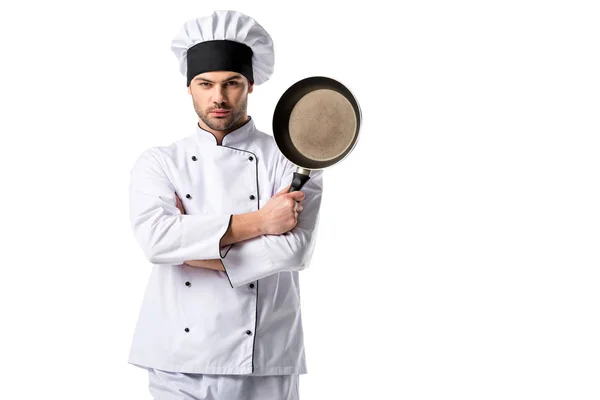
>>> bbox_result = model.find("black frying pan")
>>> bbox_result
[273,76,362,192]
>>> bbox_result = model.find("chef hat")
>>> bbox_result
[171,10,275,86]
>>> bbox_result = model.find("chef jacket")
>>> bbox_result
[127,117,324,375]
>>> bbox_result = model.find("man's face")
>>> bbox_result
[188,71,254,132]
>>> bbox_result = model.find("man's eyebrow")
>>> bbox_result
[223,74,243,81]
[194,74,243,83]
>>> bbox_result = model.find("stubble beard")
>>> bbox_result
[195,96,248,132]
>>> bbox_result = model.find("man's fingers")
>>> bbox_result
[184,259,225,272]
[175,193,185,214]
[288,191,305,202]
[274,184,292,197]
[274,186,306,202]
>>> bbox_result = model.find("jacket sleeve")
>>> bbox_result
[220,159,324,288]
[129,148,233,265]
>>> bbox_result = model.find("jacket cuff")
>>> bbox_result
[179,214,233,261]
[220,236,272,288]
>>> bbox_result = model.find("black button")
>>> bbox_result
[185,281,191,287]
[191,156,197,161]
[186,194,191,199]
[249,195,255,200]
[248,156,254,161]
[185,328,190,332]
[249,283,255,289]
[246,330,252,335]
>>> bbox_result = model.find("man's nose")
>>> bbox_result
[212,86,226,104]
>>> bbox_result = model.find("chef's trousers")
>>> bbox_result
[147,368,299,400]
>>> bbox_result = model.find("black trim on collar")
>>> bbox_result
[195,117,255,147]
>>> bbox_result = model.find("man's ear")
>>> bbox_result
[248,81,254,94]
[187,85,191,95]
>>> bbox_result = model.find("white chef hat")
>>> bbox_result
[171,10,275,87]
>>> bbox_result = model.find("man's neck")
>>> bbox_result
[199,115,249,146]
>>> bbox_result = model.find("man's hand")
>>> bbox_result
[175,193,225,272]
[183,259,225,272]
[258,184,305,235]
[175,193,186,215]
[175,184,305,271]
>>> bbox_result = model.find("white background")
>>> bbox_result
[0,0,599,399]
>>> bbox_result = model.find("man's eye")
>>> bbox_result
[199,82,210,87]
[227,81,238,86]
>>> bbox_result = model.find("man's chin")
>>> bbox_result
[212,123,234,131]
[204,117,234,131]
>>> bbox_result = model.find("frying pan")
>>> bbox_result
[272,76,362,192]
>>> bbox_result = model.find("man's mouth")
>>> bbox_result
[210,109,231,116]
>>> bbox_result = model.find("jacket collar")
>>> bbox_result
[195,116,255,147]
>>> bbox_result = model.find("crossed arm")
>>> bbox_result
[176,194,296,271]
[129,148,323,288]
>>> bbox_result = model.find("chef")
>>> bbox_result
[127,9,324,400]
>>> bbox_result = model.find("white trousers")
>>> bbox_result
[147,368,300,400]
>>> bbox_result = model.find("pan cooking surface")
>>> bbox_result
[288,89,357,162]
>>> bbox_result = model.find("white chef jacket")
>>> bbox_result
[127,117,323,375]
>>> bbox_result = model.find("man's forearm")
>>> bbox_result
[220,211,265,247]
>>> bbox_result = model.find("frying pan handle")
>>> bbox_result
[288,168,312,193]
